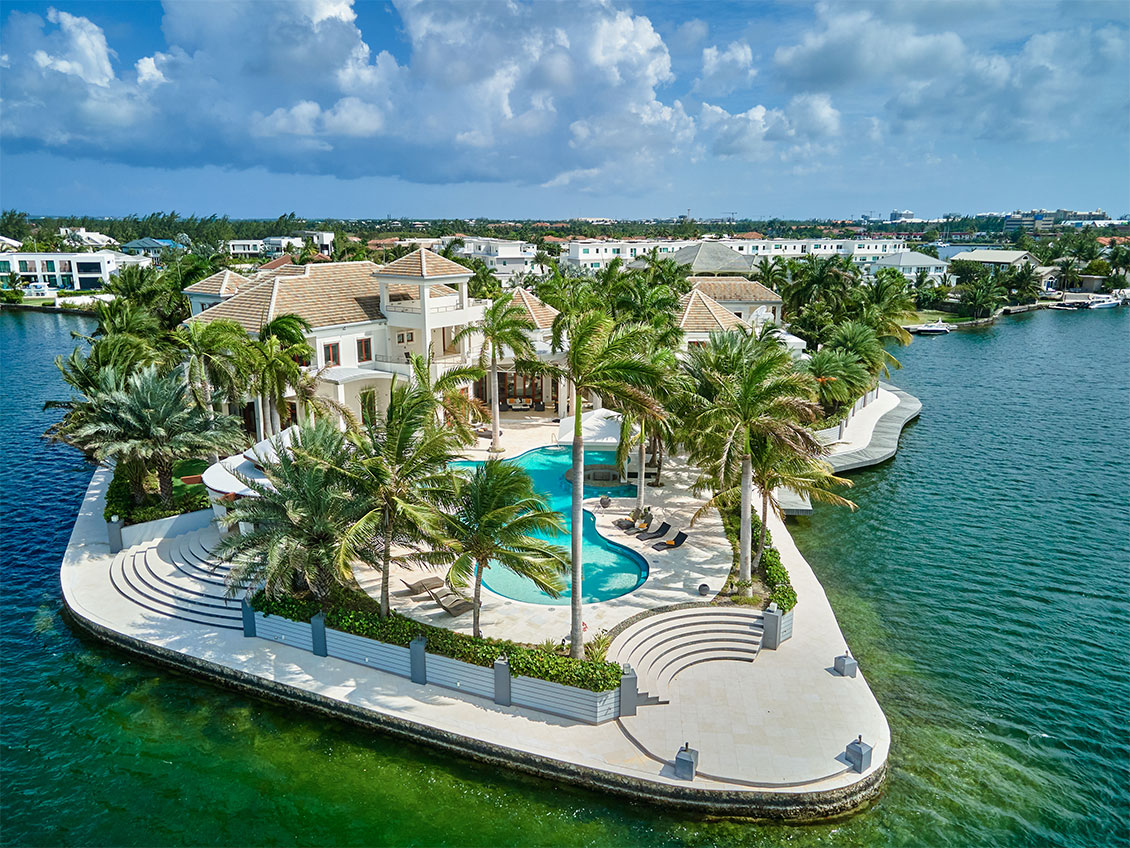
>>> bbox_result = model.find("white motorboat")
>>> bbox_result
[1085,294,1120,309]
[913,319,951,335]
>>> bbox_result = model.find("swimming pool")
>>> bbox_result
[453,447,649,605]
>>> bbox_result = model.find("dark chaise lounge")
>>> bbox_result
[426,585,473,616]
[625,515,653,535]
[400,576,445,595]
[637,521,671,542]
[652,530,687,551]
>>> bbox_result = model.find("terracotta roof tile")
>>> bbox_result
[689,276,781,303]
[374,248,471,279]
[182,269,252,297]
[677,289,751,333]
[512,288,559,330]
[260,254,295,270]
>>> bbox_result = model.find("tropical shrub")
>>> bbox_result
[1,288,24,304]
[250,587,624,692]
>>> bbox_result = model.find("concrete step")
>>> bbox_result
[108,549,242,630]
[138,546,242,606]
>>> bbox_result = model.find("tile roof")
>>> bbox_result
[948,249,1038,264]
[689,276,782,303]
[873,251,949,267]
[260,254,295,270]
[186,261,460,333]
[731,231,765,239]
[511,288,559,330]
[183,269,253,297]
[670,242,754,274]
[677,289,751,333]
[374,248,472,279]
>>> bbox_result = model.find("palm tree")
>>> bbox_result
[1008,262,1042,304]
[174,318,252,415]
[336,381,463,617]
[217,419,367,608]
[416,461,568,638]
[454,292,535,453]
[467,259,502,300]
[751,257,788,294]
[799,348,870,415]
[408,350,486,444]
[1055,258,1082,294]
[545,312,663,657]
[747,446,854,573]
[683,346,821,596]
[61,365,246,503]
[252,313,313,437]
[781,255,857,318]
[959,275,1006,319]
[858,269,917,345]
[827,320,897,377]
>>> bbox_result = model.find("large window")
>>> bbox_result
[76,262,101,274]
[0,261,9,273]
[323,342,340,366]
[356,337,372,362]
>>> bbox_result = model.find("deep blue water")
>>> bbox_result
[2,306,1127,847]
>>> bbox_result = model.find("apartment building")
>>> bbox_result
[452,236,541,279]
[227,236,309,258]
[870,251,949,281]
[0,250,151,289]
[562,237,907,271]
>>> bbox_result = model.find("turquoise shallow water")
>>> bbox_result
[454,448,648,604]
[2,307,1127,847]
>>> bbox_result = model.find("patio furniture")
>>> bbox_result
[638,521,671,542]
[400,576,446,595]
[653,530,687,551]
[533,402,545,412]
[625,515,653,535]
[425,585,473,616]
[598,495,612,509]
[510,400,531,411]
[613,509,641,531]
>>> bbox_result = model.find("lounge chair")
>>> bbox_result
[625,516,653,535]
[400,576,446,595]
[638,521,671,542]
[652,530,687,551]
[613,508,643,531]
[425,585,473,616]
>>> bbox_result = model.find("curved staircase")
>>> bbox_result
[107,527,244,631]
[609,607,765,704]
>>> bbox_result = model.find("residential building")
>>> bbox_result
[890,210,915,222]
[677,289,752,346]
[121,237,187,258]
[450,236,541,280]
[870,251,950,281]
[263,236,305,256]
[184,250,490,439]
[0,235,22,252]
[227,239,266,258]
[0,250,151,289]
[227,236,308,258]
[948,249,1039,270]
[1003,210,1054,233]
[295,230,335,254]
[688,277,783,323]
[59,227,118,248]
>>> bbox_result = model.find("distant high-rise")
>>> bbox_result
[889,210,914,222]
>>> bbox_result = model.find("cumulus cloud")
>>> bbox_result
[700,93,841,160]
[694,41,756,95]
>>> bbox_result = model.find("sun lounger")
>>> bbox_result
[637,521,670,542]
[426,585,473,616]
[652,530,687,551]
[400,576,446,595]
[625,516,653,535]
[613,508,645,530]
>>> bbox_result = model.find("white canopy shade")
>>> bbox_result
[243,425,298,467]
[202,452,271,498]
[556,408,635,448]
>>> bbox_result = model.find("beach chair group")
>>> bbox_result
[612,509,688,550]
[400,576,473,616]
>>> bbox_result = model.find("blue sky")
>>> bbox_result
[2,0,1127,220]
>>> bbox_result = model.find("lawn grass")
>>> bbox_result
[909,309,977,325]
[171,457,210,500]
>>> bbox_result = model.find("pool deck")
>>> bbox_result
[60,410,893,819]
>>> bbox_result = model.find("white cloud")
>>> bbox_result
[135,55,166,86]
[32,7,115,86]
[700,93,840,160]
[694,41,756,95]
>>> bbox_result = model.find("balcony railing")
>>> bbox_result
[383,299,491,314]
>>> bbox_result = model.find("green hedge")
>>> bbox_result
[251,588,623,692]
[103,463,210,525]
[719,502,797,612]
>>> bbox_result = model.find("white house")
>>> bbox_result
[870,251,949,281]
[688,276,783,323]
[948,249,1040,270]
[452,236,541,280]
[0,235,23,252]
[296,230,335,254]
[184,250,490,439]
[59,227,118,248]
[227,239,265,258]
[1,250,151,289]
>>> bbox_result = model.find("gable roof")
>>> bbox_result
[183,269,253,297]
[374,248,471,279]
[689,276,781,304]
[187,262,386,332]
[260,254,295,270]
[511,288,559,330]
[670,242,753,274]
[948,249,1037,265]
[677,289,751,334]
[873,251,949,268]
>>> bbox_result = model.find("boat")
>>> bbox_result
[1049,301,1084,311]
[913,319,951,335]
[1085,294,1120,309]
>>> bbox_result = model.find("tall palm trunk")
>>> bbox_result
[270,398,282,435]
[473,558,485,639]
[199,374,219,465]
[489,354,501,453]
[636,420,646,513]
[739,454,752,597]
[380,507,392,618]
[752,488,770,574]
[569,386,584,658]
[155,455,175,505]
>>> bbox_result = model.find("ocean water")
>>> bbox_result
[2,307,1127,847]
[455,448,648,605]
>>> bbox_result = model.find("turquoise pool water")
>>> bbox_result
[453,447,649,604]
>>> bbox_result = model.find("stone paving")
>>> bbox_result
[60,395,903,800]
